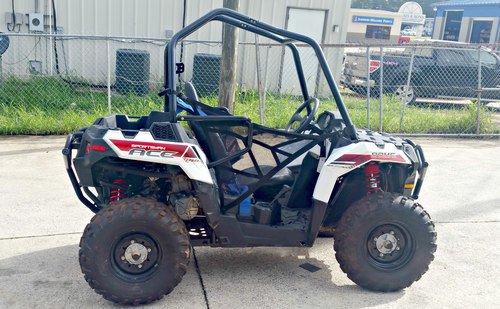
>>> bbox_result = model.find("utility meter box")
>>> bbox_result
[28,13,44,32]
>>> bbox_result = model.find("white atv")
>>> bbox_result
[63,9,436,306]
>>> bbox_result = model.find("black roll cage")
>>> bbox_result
[163,8,358,141]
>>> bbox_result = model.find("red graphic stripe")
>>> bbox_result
[110,139,197,158]
[334,154,405,165]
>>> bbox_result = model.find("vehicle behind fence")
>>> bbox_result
[0,33,498,136]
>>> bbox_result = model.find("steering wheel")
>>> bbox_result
[285,98,319,133]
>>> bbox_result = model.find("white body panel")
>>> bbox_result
[313,141,411,203]
[103,130,213,184]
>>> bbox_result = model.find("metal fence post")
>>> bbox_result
[379,47,384,132]
[107,39,111,114]
[0,56,3,92]
[263,45,270,120]
[49,0,53,76]
[399,46,416,132]
[477,46,482,135]
[366,46,370,129]
[255,35,264,125]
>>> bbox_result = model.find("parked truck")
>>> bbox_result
[342,40,500,104]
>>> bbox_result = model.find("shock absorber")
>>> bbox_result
[110,179,127,203]
[364,163,382,194]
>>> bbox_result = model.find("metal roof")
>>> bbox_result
[432,0,500,7]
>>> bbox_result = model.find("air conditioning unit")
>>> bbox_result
[28,13,44,32]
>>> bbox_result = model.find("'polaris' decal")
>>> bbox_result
[110,139,197,159]
[330,153,405,166]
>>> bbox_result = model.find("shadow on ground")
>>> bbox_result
[194,244,404,308]
[0,244,205,308]
[0,241,405,308]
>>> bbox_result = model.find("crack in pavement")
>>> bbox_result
[0,232,82,241]
[192,247,210,309]
[0,147,62,156]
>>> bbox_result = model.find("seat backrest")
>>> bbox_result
[185,82,200,101]
[286,152,320,209]
[184,82,235,183]
[189,121,234,182]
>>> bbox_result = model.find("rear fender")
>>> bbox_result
[103,130,213,184]
[313,141,411,203]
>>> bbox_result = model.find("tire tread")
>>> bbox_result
[333,192,436,292]
[79,197,190,305]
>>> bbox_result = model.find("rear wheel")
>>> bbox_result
[79,197,191,305]
[333,192,436,291]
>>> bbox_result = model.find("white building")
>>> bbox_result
[346,9,403,43]
[0,0,350,96]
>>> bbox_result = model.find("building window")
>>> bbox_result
[470,20,493,43]
[365,25,391,40]
[443,11,463,41]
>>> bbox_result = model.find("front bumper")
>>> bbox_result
[62,133,102,213]
[407,141,429,199]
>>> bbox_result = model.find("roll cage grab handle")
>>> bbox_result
[163,8,358,141]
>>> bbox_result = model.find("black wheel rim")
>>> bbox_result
[111,232,161,281]
[366,223,414,270]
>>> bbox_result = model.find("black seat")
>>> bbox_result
[191,118,294,199]
[184,82,294,202]
[285,152,320,209]
[237,166,294,201]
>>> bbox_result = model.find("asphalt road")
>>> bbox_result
[0,136,499,308]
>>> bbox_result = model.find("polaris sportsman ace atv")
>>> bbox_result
[63,9,436,305]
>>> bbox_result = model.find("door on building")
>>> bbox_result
[442,10,463,41]
[280,7,326,96]
[470,20,493,43]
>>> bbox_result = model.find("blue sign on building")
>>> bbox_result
[352,15,394,25]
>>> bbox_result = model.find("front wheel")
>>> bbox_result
[333,192,436,292]
[79,197,191,305]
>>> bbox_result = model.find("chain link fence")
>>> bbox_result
[341,43,500,135]
[0,33,499,136]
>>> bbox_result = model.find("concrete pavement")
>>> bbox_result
[0,136,499,308]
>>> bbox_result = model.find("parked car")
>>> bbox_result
[401,28,416,36]
[399,34,411,44]
[342,40,500,103]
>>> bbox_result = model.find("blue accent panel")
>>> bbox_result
[177,98,194,112]
[433,3,500,18]
[462,7,500,17]
[176,98,207,116]
[433,0,500,7]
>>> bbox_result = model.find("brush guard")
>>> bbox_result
[62,133,103,213]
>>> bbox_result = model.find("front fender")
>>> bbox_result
[313,142,411,203]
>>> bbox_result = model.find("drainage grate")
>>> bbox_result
[299,263,321,273]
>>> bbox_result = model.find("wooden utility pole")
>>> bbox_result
[218,0,239,114]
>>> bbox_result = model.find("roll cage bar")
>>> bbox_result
[163,8,358,141]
